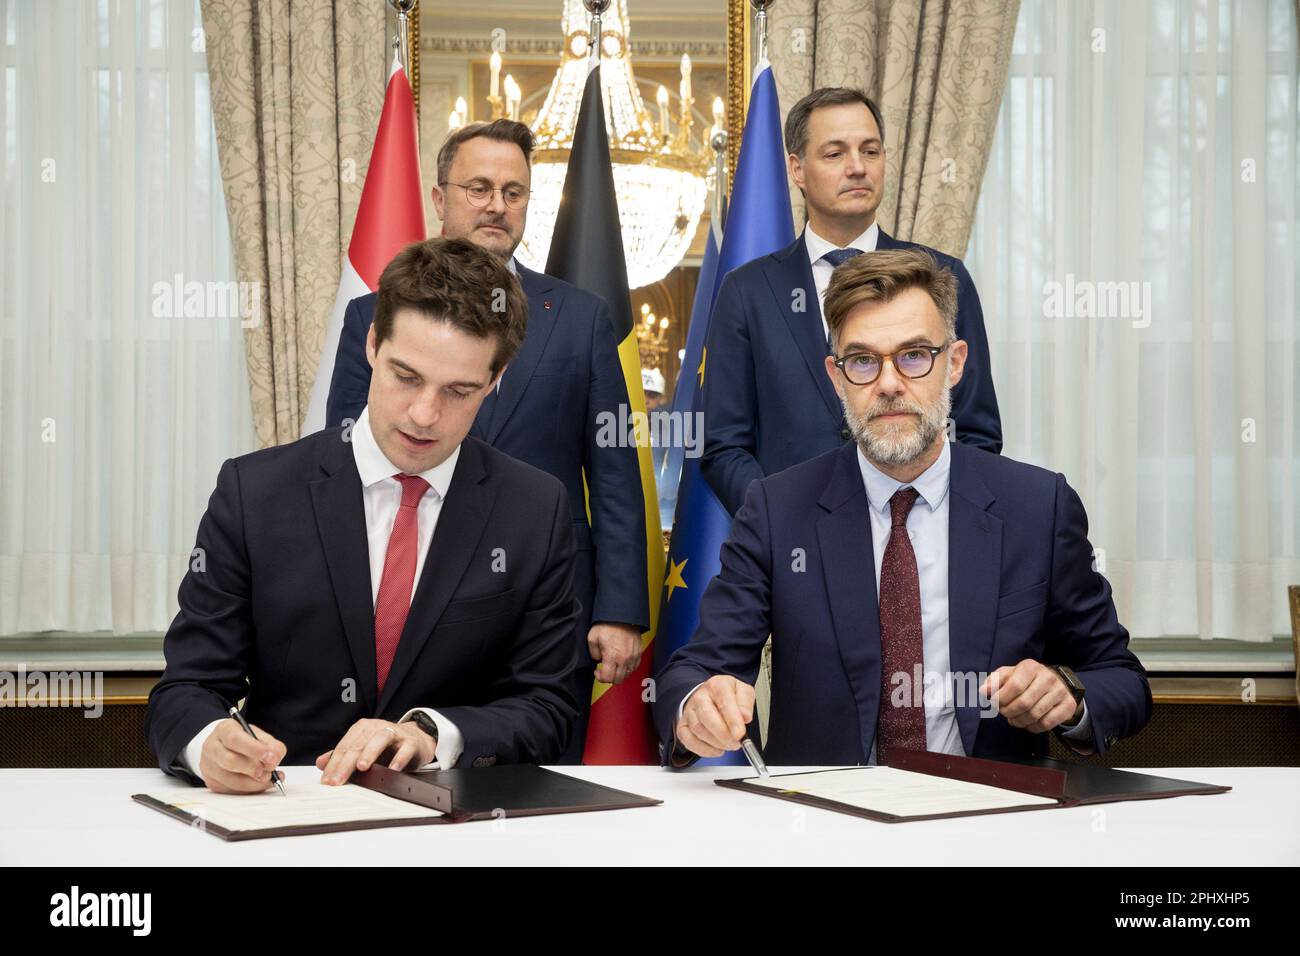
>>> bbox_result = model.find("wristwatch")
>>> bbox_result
[1052,665,1086,724]
[402,710,440,749]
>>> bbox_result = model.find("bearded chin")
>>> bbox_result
[843,384,952,467]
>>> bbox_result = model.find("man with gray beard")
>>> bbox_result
[653,248,1150,767]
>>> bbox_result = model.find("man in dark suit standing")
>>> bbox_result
[325,121,648,763]
[147,238,583,792]
[656,248,1150,767]
[702,87,1003,517]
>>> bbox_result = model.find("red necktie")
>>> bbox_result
[876,486,927,764]
[374,473,430,695]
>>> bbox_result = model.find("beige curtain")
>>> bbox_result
[768,0,1020,258]
[201,1,386,446]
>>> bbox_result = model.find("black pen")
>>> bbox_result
[228,706,286,796]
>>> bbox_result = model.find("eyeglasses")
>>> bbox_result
[441,180,530,210]
[833,344,947,386]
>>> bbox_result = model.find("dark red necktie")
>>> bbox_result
[876,486,927,764]
[374,473,429,695]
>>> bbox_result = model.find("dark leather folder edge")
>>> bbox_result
[130,793,449,842]
[133,765,662,842]
[376,764,664,822]
[715,749,1231,824]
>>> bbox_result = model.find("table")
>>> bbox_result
[2,765,1296,865]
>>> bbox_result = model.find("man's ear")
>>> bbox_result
[365,323,378,370]
[787,152,805,192]
[430,184,446,222]
[823,353,843,398]
[947,339,968,389]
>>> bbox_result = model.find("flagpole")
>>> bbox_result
[711,128,729,229]
[390,0,415,75]
[585,0,609,62]
[750,0,773,66]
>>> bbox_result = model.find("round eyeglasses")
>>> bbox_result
[441,180,530,210]
[833,344,947,386]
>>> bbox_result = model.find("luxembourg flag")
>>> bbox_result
[301,56,426,435]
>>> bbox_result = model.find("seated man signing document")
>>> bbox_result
[654,248,1152,767]
[146,238,581,792]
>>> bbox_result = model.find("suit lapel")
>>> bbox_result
[946,445,1001,755]
[764,234,842,421]
[309,432,379,715]
[482,262,561,444]
[815,442,882,762]
[874,227,903,251]
[376,438,494,714]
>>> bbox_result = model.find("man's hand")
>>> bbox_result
[315,718,436,785]
[981,660,1083,734]
[675,675,756,757]
[199,718,287,794]
[588,622,643,685]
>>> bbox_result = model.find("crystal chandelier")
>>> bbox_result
[511,0,711,290]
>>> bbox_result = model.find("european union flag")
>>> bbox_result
[711,61,795,297]
[656,217,720,512]
[653,61,794,764]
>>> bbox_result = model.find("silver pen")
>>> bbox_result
[740,737,769,778]
[228,706,286,796]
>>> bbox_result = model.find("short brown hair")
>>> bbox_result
[436,119,534,184]
[784,87,886,158]
[373,237,528,375]
[824,247,958,351]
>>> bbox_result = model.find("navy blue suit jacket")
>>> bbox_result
[701,230,1003,516]
[325,261,649,636]
[654,441,1151,766]
[146,430,582,779]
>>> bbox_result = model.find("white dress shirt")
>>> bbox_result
[179,407,467,781]
[805,221,880,345]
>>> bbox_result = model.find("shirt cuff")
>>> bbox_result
[179,718,226,782]
[1057,700,1093,743]
[400,708,464,770]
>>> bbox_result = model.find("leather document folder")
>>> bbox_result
[133,765,662,841]
[714,749,1231,824]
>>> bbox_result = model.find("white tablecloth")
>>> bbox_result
[1,765,1295,866]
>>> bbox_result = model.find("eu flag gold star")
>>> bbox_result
[664,557,688,602]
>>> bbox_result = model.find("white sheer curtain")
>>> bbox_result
[0,0,255,635]
[968,0,1299,641]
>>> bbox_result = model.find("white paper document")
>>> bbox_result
[745,767,1060,818]
[139,768,441,834]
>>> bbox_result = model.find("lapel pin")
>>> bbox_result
[543,300,552,310]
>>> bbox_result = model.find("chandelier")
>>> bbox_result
[636,302,671,373]
[509,0,713,290]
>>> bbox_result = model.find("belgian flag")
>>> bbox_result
[545,56,664,763]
